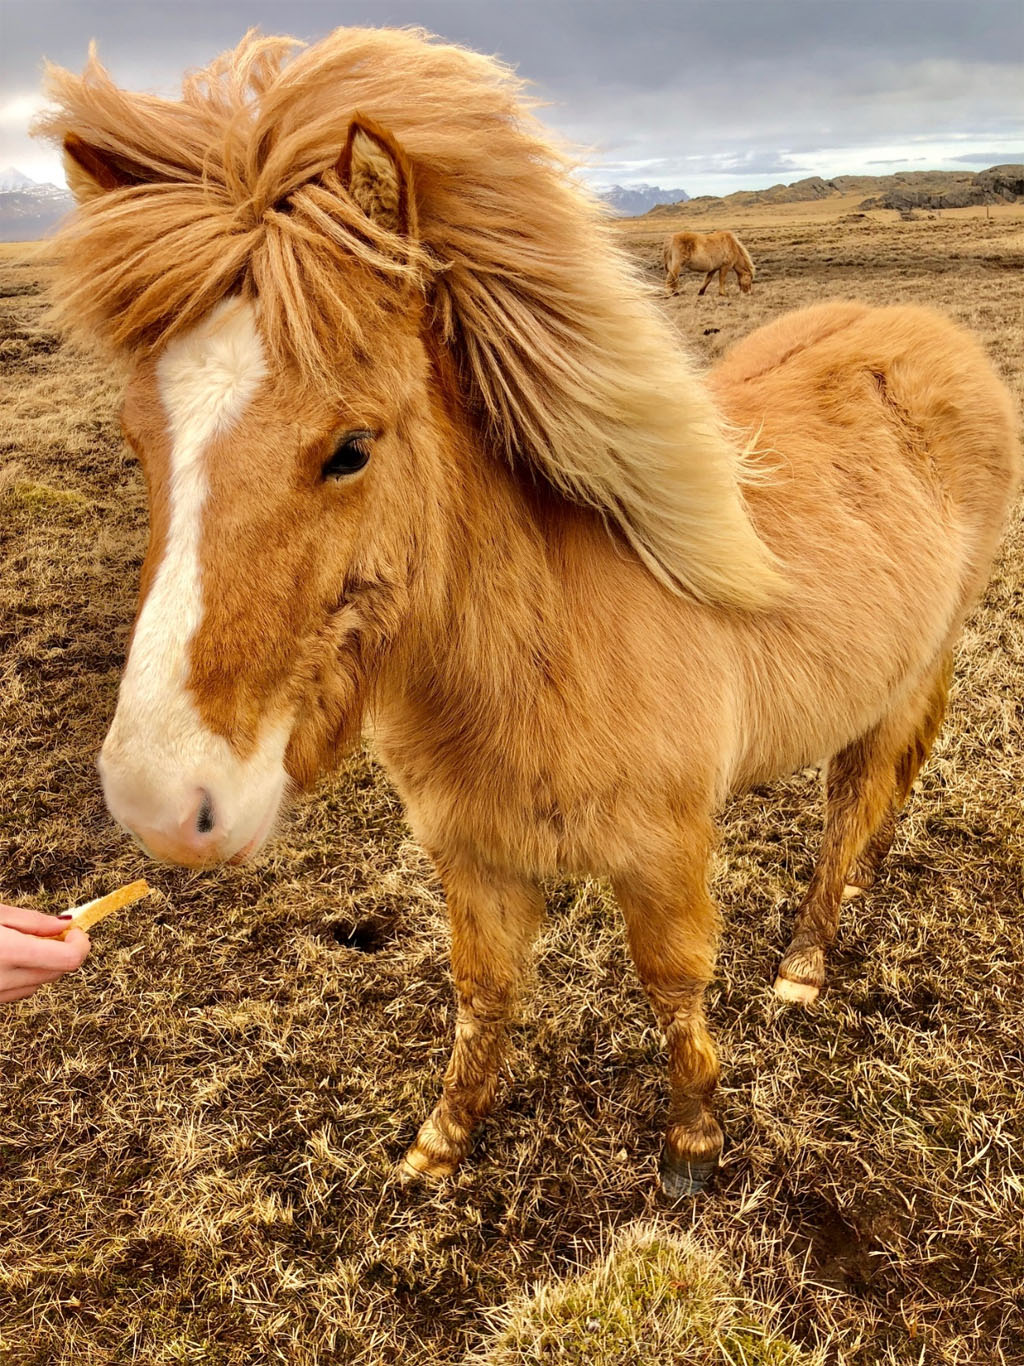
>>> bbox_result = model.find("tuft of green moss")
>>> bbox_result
[470,1223,819,1365]
[4,479,91,515]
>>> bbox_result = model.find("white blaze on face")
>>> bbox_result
[100,298,290,863]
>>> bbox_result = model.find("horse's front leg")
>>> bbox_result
[697,270,715,296]
[401,857,543,1181]
[611,818,723,1199]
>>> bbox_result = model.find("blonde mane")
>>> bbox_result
[36,26,782,608]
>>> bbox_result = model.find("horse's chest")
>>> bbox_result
[374,734,634,879]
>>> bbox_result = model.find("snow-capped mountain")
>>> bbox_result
[0,168,73,242]
[0,167,39,192]
[600,183,691,216]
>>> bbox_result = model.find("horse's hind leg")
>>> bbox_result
[843,808,897,898]
[612,818,722,1199]
[401,858,543,1181]
[844,654,952,897]
[775,655,952,1005]
[774,730,897,1004]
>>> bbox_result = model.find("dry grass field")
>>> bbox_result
[1,203,1022,1365]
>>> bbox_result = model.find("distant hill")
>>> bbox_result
[601,184,690,216]
[0,167,73,242]
[643,164,1024,218]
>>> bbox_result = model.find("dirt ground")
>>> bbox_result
[1,202,1022,1365]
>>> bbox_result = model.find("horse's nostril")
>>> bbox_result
[196,792,215,835]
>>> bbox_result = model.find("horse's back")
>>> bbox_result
[705,301,1020,780]
[713,300,1020,554]
[666,230,732,271]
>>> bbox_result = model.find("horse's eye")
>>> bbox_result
[322,431,373,480]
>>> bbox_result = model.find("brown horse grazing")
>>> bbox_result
[664,229,756,296]
[38,28,1020,1199]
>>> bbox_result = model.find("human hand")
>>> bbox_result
[0,904,91,1003]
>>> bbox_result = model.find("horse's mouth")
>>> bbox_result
[226,788,285,865]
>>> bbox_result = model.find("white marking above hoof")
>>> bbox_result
[773,975,820,1005]
[842,882,868,901]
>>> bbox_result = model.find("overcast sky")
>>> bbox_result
[1,0,1022,195]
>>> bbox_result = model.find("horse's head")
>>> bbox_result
[69,124,433,867]
[738,271,754,294]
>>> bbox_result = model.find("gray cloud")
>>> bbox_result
[953,149,1024,164]
[2,1,1022,193]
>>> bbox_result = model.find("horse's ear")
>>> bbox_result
[62,132,152,202]
[336,117,418,240]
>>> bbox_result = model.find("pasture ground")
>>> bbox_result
[1,202,1022,1365]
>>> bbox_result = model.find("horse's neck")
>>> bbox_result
[368,379,767,816]
[376,389,602,732]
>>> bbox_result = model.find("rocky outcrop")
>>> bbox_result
[858,165,1024,212]
[976,164,1024,199]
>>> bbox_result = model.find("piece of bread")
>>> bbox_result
[57,880,151,939]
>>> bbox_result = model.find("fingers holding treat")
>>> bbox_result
[0,882,149,1002]
[0,924,90,1000]
[0,904,73,937]
[0,922,91,971]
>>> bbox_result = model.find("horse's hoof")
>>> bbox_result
[398,1145,458,1183]
[659,1148,718,1200]
[775,943,824,1004]
[773,974,820,1005]
[842,882,868,901]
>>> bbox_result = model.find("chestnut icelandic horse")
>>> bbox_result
[38,29,1020,1198]
[664,229,755,296]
